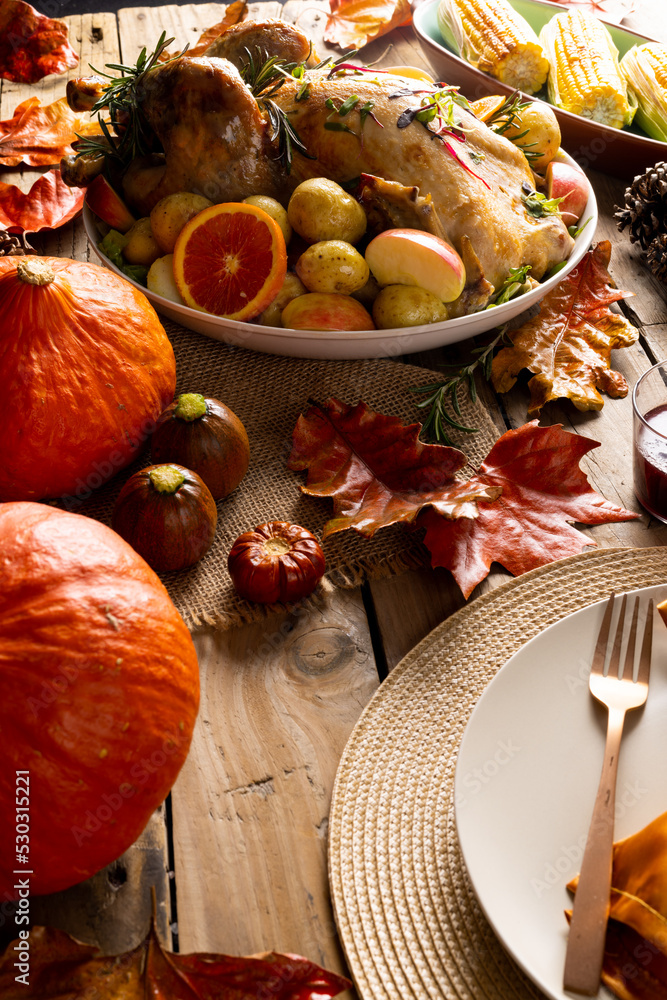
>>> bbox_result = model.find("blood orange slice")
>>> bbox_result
[173,202,287,320]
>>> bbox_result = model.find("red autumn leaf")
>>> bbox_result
[0,921,350,998]
[0,168,84,231]
[420,421,639,599]
[287,398,500,538]
[491,241,638,416]
[0,96,103,167]
[0,0,78,83]
[324,0,412,50]
[189,0,249,55]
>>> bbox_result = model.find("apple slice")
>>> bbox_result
[546,161,590,228]
[365,229,466,303]
[85,174,136,233]
[282,292,374,331]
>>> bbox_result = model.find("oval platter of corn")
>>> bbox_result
[413,0,667,176]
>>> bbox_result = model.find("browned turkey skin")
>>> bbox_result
[66,19,575,299]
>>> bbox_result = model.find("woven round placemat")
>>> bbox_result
[328,546,667,1000]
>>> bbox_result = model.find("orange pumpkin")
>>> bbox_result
[0,503,200,896]
[0,256,176,502]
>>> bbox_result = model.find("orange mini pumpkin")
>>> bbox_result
[0,503,200,896]
[0,256,176,502]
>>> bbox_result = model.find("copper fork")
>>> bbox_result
[563,592,653,996]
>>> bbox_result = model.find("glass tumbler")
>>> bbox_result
[633,359,667,524]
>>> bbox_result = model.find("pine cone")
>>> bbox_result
[615,161,667,250]
[646,232,667,284]
[0,231,34,256]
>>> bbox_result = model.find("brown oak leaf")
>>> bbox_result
[491,241,638,416]
[0,920,350,998]
[0,96,103,168]
[324,0,412,50]
[420,421,638,598]
[287,398,500,538]
[0,0,78,83]
[0,168,84,231]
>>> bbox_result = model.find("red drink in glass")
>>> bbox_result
[633,403,667,522]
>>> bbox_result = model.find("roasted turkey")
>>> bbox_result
[64,18,575,307]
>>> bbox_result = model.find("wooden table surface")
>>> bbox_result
[4,0,667,993]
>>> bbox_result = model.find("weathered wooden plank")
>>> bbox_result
[171,587,377,984]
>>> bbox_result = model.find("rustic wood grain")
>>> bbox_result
[171,587,377,986]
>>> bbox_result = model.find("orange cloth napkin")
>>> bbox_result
[568,811,667,999]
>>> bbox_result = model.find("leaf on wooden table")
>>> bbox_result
[189,0,249,55]
[324,0,412,50]
[0,169,84,231]
[0,96,103,167]
[420,421,639,598]
[0,0,78,83]
[0,921,351,998]
[287,397,500,538]
[491,241,638,416]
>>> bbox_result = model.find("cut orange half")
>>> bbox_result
[469,95,507,123]
[173,202,287,320]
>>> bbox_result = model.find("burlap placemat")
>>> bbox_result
[54,319,500,630]
[328,546,667,1000]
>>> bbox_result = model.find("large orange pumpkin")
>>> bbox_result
[0,503,200,896]
[0,256,176,502]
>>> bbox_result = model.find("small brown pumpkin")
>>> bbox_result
[0,502,199,897]
[151,393,250,500]
[228,521,326,603]
[113,464,217,572]
[0,256,176,502]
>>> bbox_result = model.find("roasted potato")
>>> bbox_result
[296,240,369,295]
[123,217,161,267]
[243,194,292,244]
[258,272,307,326]
[149,192,213,254]
[287,178,367,244]
[372,285,448,329]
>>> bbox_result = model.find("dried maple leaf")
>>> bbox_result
[0,169,84,231]
[0,0,78,83]
[287,398,500,538]
[0,96,103,168]
[0,920,350,998]
[420,421,638,598]
[324,0,412,50]
[189,0,249,55]
[491,241,638,416]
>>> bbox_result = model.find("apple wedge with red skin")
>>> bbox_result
[546,161,590,227]
[282,292,374,331]
[365,229,466,303]
[85,174,136,233]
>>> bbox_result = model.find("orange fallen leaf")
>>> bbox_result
[0,169,84,231]
[0,0,78,83]
[288,398,500,538]
[0,95,103,168]
[189,0,249,55]
[0,918,351,998]
[420,421,638,598]
[324,0,412,50]
[491,241,638,415]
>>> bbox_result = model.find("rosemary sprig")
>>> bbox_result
[76,32,187,169]
[410,327,511,444]
[482,92,539,162]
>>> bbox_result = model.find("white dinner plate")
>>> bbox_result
[84,149,597,360]
[455,585,667,1000]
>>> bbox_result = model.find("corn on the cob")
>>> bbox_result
[539,10,636,129]
[437,0,549,95]
[621,42,667,141]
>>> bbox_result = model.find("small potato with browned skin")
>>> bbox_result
[372,284,448,329]
[296,240,369,295]
[150,192,213,253]
[287,178,367,244]
[123,217,162,266]
[258,272,307,326]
